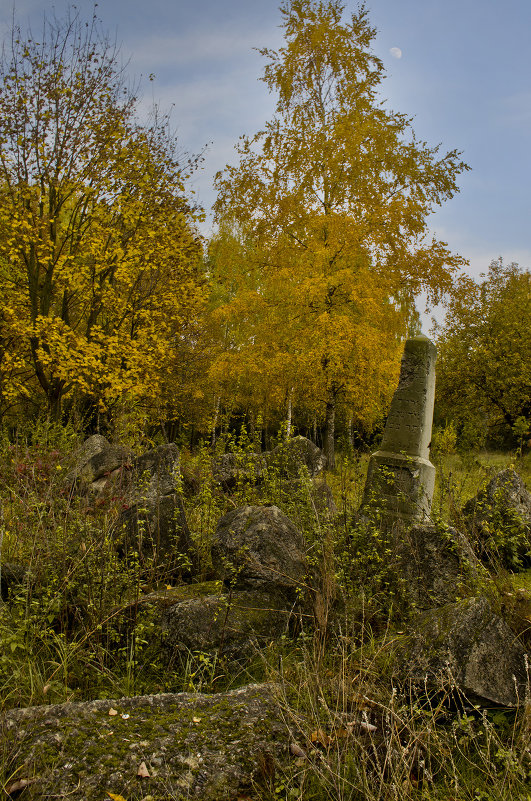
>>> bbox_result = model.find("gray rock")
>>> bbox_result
[395,522,479,609]
[111,445,196,574]
[162,587,301,663]
[462,469,531,569]
[402,596,529,707]
[211,437,325,491]
[0,683,289,800]
[268,436,326,478]
[127,443,182,502]
[212,451,266,490]
[66,434,132,485]
[212,505,308,594]
[117,493,194,573]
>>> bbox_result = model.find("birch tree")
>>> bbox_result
[213,0,469,465]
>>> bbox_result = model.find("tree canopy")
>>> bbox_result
[435,258,531,449]
[212,0,469,463]
[0,9,207,427]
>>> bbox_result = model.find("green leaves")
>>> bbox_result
[436,259,531,448]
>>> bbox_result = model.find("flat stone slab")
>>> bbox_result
[401,596,529,707]
[0,684,289,800]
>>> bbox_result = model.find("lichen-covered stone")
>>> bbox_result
[0,684,289,800]
[162,588,302,662]
[65,434,133,486]
[212,452,266,490]
[211,437,325,491]
[462,469,531,569]
[116,493,194,573]
[126,443,182,502]
[402,596,529,706]
[267,436,326,478]
[212,505,307,594]
[394,522,480,609]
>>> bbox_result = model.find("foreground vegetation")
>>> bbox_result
[1,423,530,799]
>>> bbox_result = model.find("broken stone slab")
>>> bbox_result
[126,443,182,502]
[462,469,531,570]
[65,434,133,486]
[91,442,191,500]
[212,451,267,490]
[361,336,437,523]
[394,522,480,610]
[401,596,529,707]
[211,505,308,595]
[162,587,304,664]
[267,436,326,478]
[115,493,194,575]
[212,437,326,491]
[0,683,289,801]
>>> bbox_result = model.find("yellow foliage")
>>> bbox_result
[210,1,468,447]
[0,11,208,423]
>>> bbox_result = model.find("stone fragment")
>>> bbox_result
[117,493,193,573]
[462,469,531,569]
[112,444,197,574]
[211,505,307,594]
[211,437,326,491]
[212,451,266,491]
[267,436,326,478]
[65,434,132,486]
[361,335,437,522]
[0,684,289,801]
[162,587,301,663]
[402,596,529,707]
[127,443,182,503]
[394,523,479,609]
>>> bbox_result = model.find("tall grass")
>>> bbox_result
[0,428,530,798]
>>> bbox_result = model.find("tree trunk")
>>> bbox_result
[286,387,293,439]
[347,412,354,451]
[47,377,65,423]
[211,396,220,447]
[324,394,335,469]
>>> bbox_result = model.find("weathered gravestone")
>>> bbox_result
[361,335,437,523]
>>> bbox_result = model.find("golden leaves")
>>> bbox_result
[211,1,466,429]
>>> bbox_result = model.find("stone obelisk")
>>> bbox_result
[361,335,437,522]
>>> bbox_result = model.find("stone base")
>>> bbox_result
[361,450,435,522]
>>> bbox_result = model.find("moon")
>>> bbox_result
[390,47,402,59]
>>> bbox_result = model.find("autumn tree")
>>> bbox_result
[213,0,468,465]
[435,258,531,449]
[0,9,205,425]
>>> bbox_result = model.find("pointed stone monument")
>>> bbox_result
[361,335,437,522]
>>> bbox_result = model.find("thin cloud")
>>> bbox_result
[125,19,282,73]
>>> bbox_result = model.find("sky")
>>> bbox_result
[1,0,530,318]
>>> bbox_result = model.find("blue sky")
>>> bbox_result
[2,0,530,298]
